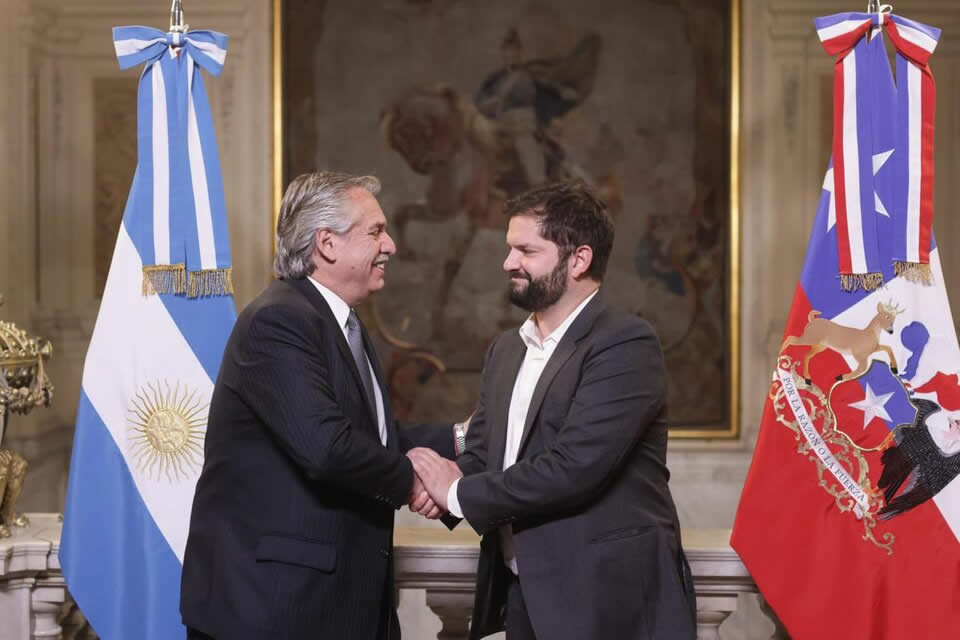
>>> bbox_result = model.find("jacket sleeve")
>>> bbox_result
[230,303,413,509]
[456,326,665,534]
[397,422,457,459]
[394,337,497,497]
[454,338,499,478]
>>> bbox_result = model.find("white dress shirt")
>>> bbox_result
[308,277,387,446]
[447,289,599,574]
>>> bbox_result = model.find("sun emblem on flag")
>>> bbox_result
[127,381,207,482]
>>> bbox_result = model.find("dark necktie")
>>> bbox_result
[345,310,378,425]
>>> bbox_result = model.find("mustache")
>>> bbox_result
[373,254,390,266]
[508,270,531,282]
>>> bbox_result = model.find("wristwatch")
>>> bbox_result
[453,421,467,456]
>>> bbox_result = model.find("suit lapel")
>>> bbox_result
[489,333,526,471]
[288,278,380,432]
[516,339,576,456]
[517,292,606,456]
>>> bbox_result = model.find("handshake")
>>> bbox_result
[406,447,464,520]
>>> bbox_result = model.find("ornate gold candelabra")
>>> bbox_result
[0,294,54,537]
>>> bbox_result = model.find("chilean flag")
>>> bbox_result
[732,14,960,639]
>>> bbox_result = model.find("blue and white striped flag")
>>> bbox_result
[60,27,236,640]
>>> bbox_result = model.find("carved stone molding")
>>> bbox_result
[32,573,65,639]
[0,513,64,639]
[393,526,778,640]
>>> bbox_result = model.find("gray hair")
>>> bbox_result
[273,171,382,280]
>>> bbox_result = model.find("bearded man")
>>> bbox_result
[409,180,697,640]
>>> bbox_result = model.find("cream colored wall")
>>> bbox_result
[0,1,958,638]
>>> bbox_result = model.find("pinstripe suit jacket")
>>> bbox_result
[180,277,454,640]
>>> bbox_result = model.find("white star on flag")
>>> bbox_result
[848,382,894,430]
[824,149,894,231]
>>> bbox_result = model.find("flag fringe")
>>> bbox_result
[839,272,883,292]
[893,260,933,285]
[142,264,187,296]
[188,267,234,298]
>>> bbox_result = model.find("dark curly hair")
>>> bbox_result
[504,180,614,281]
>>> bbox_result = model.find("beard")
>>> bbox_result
[508,259,568,312]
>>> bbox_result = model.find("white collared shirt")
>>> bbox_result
[308,277,387,446]
[448,288,599,574]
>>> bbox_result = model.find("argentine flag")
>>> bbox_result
[60,27,236,639]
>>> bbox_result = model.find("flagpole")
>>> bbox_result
[866,1,878,39]
[170,0,187,33]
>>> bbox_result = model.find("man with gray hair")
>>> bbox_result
[180,171,460,640]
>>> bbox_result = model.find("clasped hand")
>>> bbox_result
[405,448,463,517]
[407,471,443,519]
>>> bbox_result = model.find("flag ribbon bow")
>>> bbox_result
[113,26,233,297]
[816,12,941,290]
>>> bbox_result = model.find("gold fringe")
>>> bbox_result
[839,272,884,292]
[142,264,187,296]
[188,267,234,298]
[893,260,933,285]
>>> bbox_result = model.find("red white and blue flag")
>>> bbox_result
[816,11,939,289]
[732,12,960,639]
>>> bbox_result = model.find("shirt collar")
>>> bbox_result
[308,276,351,331]
[518,288,599,349]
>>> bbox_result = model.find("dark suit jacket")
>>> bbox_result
[180,277,454,640]
[455,293,696,640]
